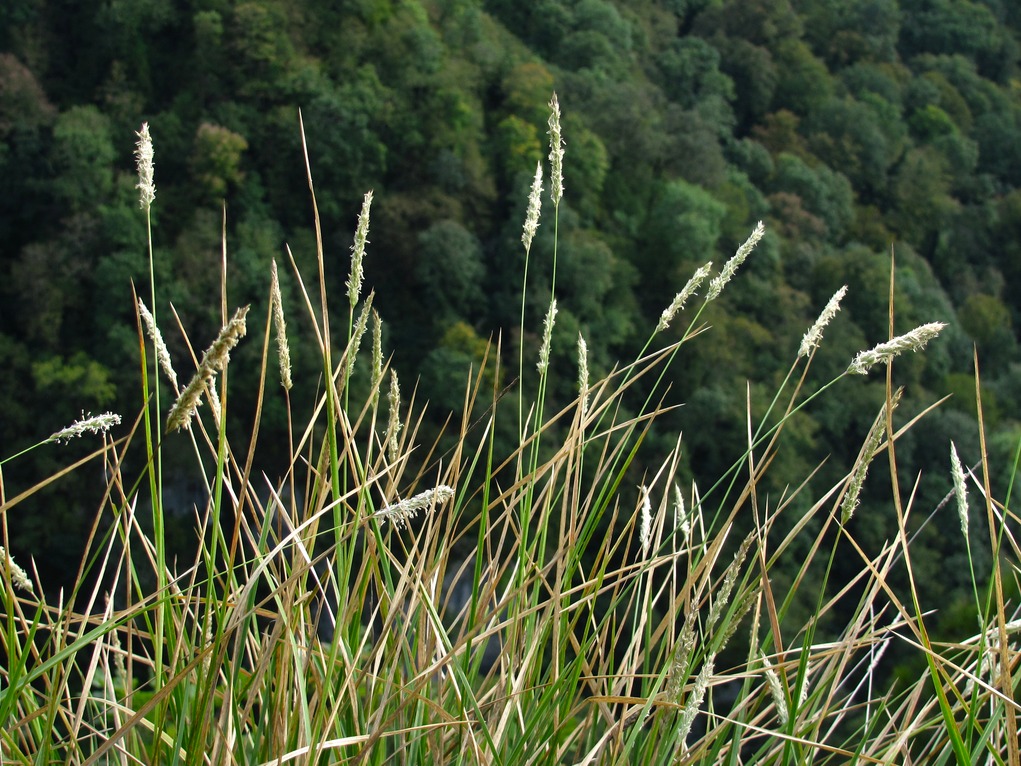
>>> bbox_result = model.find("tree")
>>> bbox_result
[191,122,248,202]
[415,220,487,322]
[639,178,727,316]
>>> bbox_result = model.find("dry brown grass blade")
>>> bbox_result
[975,347,1021,766]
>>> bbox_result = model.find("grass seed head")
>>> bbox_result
[0,545,34,592]
[347,190,373,307]
[376,485,455,528]
[138,298,178,391]
[523,161,543,252]
[270,260,292,391]
[951,441,969,542]
[48,411,122,444]
[706,221,764,302]
[548,93,564,204]
[799,285,848,359]
[135,122,155,210]
[848,322,947,374]
[658,261,713,333]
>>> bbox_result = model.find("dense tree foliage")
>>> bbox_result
[1,0,1019,646]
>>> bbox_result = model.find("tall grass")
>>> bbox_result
[1,96,1019,765]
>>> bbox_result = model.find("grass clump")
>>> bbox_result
[1,96,1019,766]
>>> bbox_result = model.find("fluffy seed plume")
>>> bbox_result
[48,412,122,444]
[270,260,292,391]
[674,484,690,544]
[135,122,155,210]
[848,322,947,375]
[523,161,543,252]
[167,306,250,431]
[345,292,374,378]
[666,615,697,702]
[138,299,178,390]
[386,370,402,463]
[0,545,33,592]
[548,93,564,204]
[761,653,789,725]
[639,485,653,556]
[658,261,713,333]
[376,485,455,528]
[706,533,752,632]
[371,309,383,405]
[706,221,765,302]
[677,654,715,749]
[347,190,374,307]
[537,298,558,374]
[577,333,589,415]
[951,441,969,543]
[841,391,901,522]
[799,285,848,359]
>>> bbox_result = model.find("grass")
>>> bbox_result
[1,97,1020,765]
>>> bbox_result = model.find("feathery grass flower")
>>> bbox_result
[951,441,969,542]
[138,299,178,390]
[376,485,455,528]
[658,261,713,333]
[48,412,122,444]
[387,370,402,462]
[847,322,947,374]
[346,292,374,377]
[706,221,765,302]
[270,260,292,391]
[167,306,249,431]
[135,122,155,210]
[639,485,652,556]
[761,653,789,725]
[841,391,901,522]
[674,484,690,544]
[677,654,714,748]
[577,333,589,415]
[548,93,564,204]
[666,616,697,702]
[799,285,848,358]
[0,545,33,591]
[347,190,373,307]
[706,534,752,632]
[371,309,382,405]
[523,161,543,252]
[537,298,558,374]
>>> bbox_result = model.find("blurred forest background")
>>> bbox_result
[2,0,1020,654]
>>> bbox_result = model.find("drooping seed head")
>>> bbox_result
[48,411,122,444]
[138,298,178,391]
[167,306,249,431]
[0,545,33,592]
[376,485,455,528]
[848,322,947,375]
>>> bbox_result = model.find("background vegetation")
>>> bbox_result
[2,0,1021,685]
